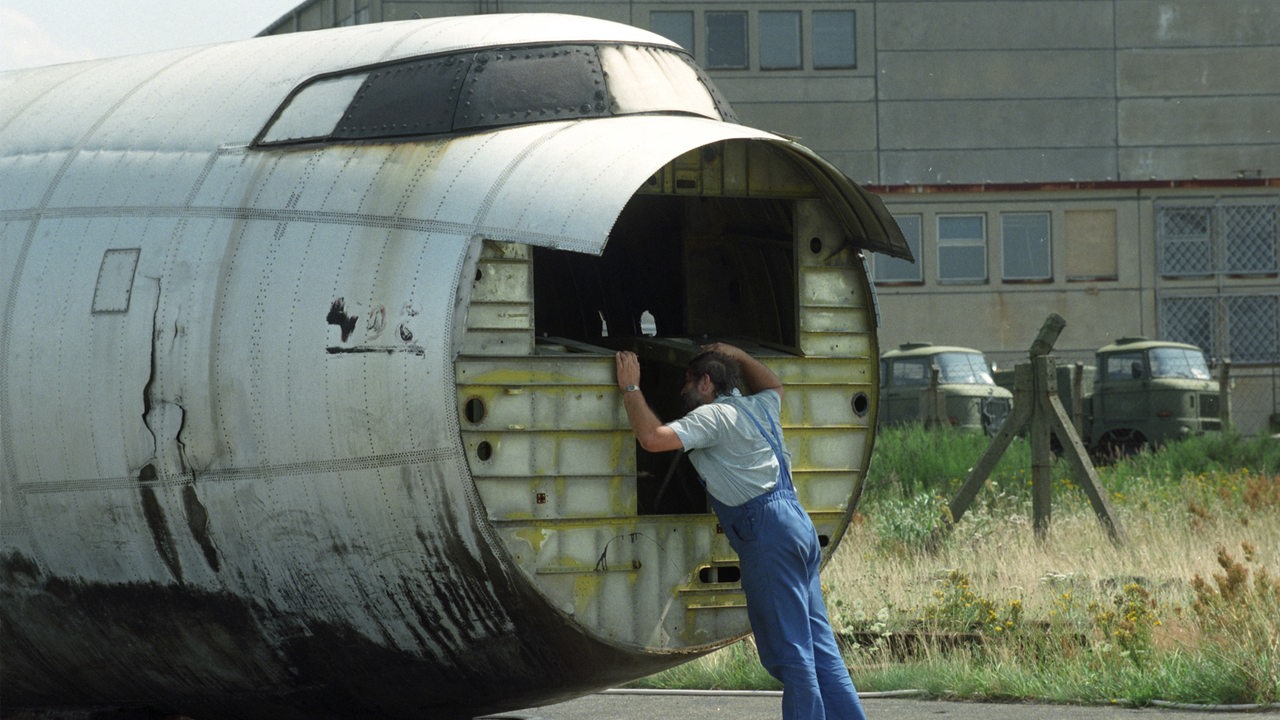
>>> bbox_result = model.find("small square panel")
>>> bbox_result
[93,248,141,313]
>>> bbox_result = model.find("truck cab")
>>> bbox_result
[879,342,1012,435]
[1087,337,1222,455]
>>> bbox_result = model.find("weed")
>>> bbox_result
[919,570,1022,635]
[1187,543,1280,703]
[1189,542,1280,634]
[1089,583,1161,669]
[870,493,947,555]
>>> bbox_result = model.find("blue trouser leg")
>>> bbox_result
[806,567,867,720]
[732,494,866,720]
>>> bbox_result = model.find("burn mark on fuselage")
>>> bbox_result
[182,485,221,573]
[138,476,183,583]
[325,345,425,356]
[326,298,358,342]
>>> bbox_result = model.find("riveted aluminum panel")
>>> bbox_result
[2,13,896,719]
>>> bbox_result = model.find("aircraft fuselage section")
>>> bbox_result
[1,13,904,720]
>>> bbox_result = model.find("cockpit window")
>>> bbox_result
[455,47,606,129]
[262,74,369,144]
[257,43,735,146]
[599,45,721,119]
[336,55,470,138]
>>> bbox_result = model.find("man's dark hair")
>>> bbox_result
[687,350,744,397]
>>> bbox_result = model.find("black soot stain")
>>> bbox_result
[326,298,359,342]
[139,482,184,583]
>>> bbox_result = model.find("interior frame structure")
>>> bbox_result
[455,138,880,651]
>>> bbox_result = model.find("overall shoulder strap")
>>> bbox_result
[733,398,790,478]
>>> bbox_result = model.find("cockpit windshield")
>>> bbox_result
[259,43,735,146]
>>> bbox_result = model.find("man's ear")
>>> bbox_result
[698,374,715,396]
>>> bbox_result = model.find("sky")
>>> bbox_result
[0,0,305,72]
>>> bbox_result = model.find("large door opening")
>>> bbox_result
[533,193,798,515]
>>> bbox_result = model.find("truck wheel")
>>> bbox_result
[1094,430,1146,462]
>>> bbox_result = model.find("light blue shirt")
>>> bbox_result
[667,388,784,507]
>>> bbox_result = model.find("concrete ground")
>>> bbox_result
[482,689,1280,720]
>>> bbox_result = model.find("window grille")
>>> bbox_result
[1223,204,1278,274]
[1226,295,1279,363]
[1158,200,1278,277]
[1159,205,1212,275]
[1160,293,1280,365]
[1161,296,1215,357]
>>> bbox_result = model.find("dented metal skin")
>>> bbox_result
[0,14,908,720]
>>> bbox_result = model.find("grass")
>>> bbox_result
[633,427,1280,707]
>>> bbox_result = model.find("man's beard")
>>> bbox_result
[682,389,704,413]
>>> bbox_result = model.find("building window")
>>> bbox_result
[336,0,354,26]
[1159,205,1213,276]
[1225,295,1278,362]
[1001,212,1051,281]
[1161,293,1279,364]
[1065,209,1117,281]
[874,214,922,283]
[1159,200,1278,278]
[938,214,987,283]
[651,11,694,52]
[1223,204,1277,274]
[706,11,748,69]
[1160,296,1214,357]
[760,11,801,70]
[813,10,855,69]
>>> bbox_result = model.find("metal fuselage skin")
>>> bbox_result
[0,15,907,720]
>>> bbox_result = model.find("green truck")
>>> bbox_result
[878,342,1013,435]
[995,337,1224,456]
[1081,337,1223,455]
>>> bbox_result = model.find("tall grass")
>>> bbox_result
[635,427,1280,706]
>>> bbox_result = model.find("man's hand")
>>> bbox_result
[701,342,742,359]
[616,351,641,390]
[700,342,783,398]
[615,350,683,452]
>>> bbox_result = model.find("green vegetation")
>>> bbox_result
[633,427,1280,707]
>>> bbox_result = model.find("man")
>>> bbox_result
[616,343,867,720]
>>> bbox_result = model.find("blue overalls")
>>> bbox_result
[707,403,867,720]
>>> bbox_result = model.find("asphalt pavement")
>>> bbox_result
[481,689,1280,720]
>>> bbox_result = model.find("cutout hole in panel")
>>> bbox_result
[464,397,487,424]
[698,565,741,584]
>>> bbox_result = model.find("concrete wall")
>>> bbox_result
[262,0,1280,185]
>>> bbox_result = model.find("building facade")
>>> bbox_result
[262,0,1280,434]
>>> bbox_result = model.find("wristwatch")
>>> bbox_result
[623,384,640,393]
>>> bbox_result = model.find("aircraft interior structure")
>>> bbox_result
[0,14,909,719]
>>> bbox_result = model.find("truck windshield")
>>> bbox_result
[935,352,995,384]
[1149,347,1212,380]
